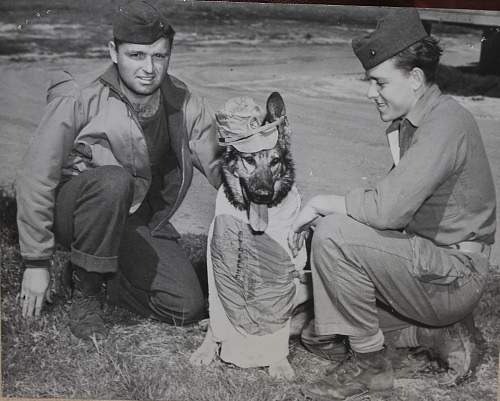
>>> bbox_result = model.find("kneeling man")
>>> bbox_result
[289,8,496,400]
[17,0,221,339]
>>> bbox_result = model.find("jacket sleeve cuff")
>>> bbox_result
[24,259,51,269]
[345,188,369,225]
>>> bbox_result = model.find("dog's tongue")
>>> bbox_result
[249,202,269,233]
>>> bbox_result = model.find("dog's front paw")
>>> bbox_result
[189,336,218,366]
[269,358,295,380]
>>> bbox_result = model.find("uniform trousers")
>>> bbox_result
[310,214,489,340]
[54,165,206,325]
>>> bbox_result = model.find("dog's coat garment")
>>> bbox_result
[207,184,307,367]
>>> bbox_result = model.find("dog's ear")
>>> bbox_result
[265,92,286,122]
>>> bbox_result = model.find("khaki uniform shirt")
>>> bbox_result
[346,84,496,246]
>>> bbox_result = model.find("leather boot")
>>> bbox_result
[416,315,484,386]
[302,346,394,400]
[68,265,108,340]
[301,319,350,362]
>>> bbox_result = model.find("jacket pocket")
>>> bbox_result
[410,236,471,285]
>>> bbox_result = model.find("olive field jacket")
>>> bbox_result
[16,64,222,265]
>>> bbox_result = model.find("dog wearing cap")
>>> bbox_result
[189,92,310,379]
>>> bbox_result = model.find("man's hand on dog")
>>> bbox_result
[288,194,347,257]
[288,205,318,257]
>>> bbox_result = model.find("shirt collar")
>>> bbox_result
[99,63,184,111]
[99,64,122,95]
[405,84,442,128]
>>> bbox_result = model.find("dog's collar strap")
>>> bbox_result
[218,116,286,146]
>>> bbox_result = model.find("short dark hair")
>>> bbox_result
[393,36,443,84]
[113,37,125,50]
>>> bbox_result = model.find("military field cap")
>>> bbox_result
[113,0,175,44]
[216,97,282,153]
[352,8,428,71]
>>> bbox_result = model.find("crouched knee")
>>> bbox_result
[92,166,134,203]
[149,291,207,326]
[312,213,353,252]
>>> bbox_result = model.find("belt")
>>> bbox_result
[448,241,491,258]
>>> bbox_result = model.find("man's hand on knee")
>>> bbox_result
[19,267,50,317]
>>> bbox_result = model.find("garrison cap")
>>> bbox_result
[112,0,175,44]
[216,97,281,153]
[352,8,428,71]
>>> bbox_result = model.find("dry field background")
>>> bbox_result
[1,1,499,400]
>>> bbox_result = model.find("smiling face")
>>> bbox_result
[366,57,421,122]
[109,37,171,102]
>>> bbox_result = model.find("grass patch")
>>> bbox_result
[438,64,500,98]
[1,188,499,400]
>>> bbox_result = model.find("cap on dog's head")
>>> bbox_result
[216,97,283,153]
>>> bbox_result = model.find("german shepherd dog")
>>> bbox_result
[190,92,310,379]
[219,92,295,234]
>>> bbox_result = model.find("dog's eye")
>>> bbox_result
[270,158,281,167]
[242,156,256,165]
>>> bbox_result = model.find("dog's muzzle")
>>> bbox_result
[249,187,274,204]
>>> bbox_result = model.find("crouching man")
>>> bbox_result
[16,0,221,339]
[289,8,496,400]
